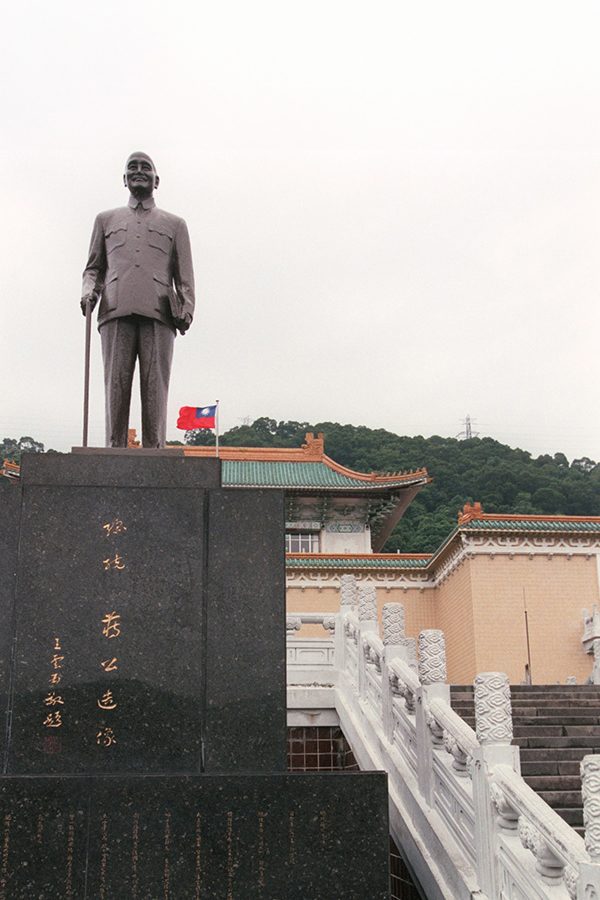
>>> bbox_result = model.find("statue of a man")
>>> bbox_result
[81,152,195,448]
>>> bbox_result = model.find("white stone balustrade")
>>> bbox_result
[286,589,599,900]
[381,603,407,741]
[492,764,588,898]
[428,696,478,777]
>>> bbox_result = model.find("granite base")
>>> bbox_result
[0,772,390,899]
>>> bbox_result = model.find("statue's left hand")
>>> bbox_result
[174,312,192,335]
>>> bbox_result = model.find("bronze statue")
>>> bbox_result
[81,152,195,448]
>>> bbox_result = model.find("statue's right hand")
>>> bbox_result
[80,295,96,316]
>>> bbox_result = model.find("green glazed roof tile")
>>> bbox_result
[461,518,600,533]
[285,555,431,569]
[223,460,426,490]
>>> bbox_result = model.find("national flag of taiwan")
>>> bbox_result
[177,405,217,430]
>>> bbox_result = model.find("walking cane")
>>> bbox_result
[82,299,92,447]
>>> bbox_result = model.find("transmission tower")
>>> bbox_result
[457,414,479,440]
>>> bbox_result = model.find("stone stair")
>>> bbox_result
[451,684,600,835]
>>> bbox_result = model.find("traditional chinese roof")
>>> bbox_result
[184,433,430,494]
[286,553,432,570]
[457,502,600,533]
[0,460,20,480]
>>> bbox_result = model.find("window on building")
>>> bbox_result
[285,532,320,553]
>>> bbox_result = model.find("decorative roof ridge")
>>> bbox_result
[458,501,600,527]
[321,453,430,484]
[181,430,325,462]
[183,445,313,461]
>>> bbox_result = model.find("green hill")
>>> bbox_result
[186,417,600,553]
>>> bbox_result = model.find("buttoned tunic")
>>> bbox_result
[82,196,195,330]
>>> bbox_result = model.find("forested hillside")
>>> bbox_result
[186,418,600,553]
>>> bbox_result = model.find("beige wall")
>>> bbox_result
[435,564,477,684]
[286,552,599,684]
[468,555,597,685]
[286,583,437,640]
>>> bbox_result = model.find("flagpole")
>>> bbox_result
[215,400,220,458]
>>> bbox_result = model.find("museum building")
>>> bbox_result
[182,431,600,686]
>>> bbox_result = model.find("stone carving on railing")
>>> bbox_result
[382,603,405,645]
[388,659,418,715]
[428,697,478,778]
[286,616,302,633]
[362,633,383,673]
[425,705,445,746]
[358,583,377,622]
[391,673,415,714]
[489,783,519,831]
[340,573,358,609]
[518,816,564,883]
[563,865,578,900]
[345,615,358,642]
[418,630,447,685]
[405,637,418,673]
[582,755,600,862]
[442,731,468,775]
[474,672,512,744]
[322,615,335,634]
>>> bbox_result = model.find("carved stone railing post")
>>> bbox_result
[357,583,378,700]
[471,672,520,899]
[579,755,600,898]
[474,672,515,758]
[405,637,418,673]
[381,603,406,741]
[335,575,357,676]
[340,574,358,609]
[414,630,449,806]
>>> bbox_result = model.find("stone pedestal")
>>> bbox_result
[0,452,389,898]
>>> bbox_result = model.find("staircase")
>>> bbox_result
[452,683,600,835]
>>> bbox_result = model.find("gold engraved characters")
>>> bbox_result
[101,612,121,639]
[43,692,64,707]
[97,516,128,749]
[97,690,117,711]
[43,711,62,728]
[97,608,122,747]
[43,636,65,730]
[96,727,117,748]
[102,553,125,571]
[102,518,127,537]
[100,657,118,672]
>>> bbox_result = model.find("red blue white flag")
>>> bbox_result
[177,405,217,430]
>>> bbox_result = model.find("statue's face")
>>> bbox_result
[123,153,159,198]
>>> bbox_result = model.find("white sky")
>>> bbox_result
[1,1,599,460]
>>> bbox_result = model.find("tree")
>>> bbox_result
[0,436,46,463]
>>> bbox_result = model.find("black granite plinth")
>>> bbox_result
[0,479,21,765]
[206,491,286,772]
[5,453,286,775]
[21,451,220,488]
[0,773,390,899]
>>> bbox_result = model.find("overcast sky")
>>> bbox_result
[1,1,599,461]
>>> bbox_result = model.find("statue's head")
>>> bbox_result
[123,151,159,199]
